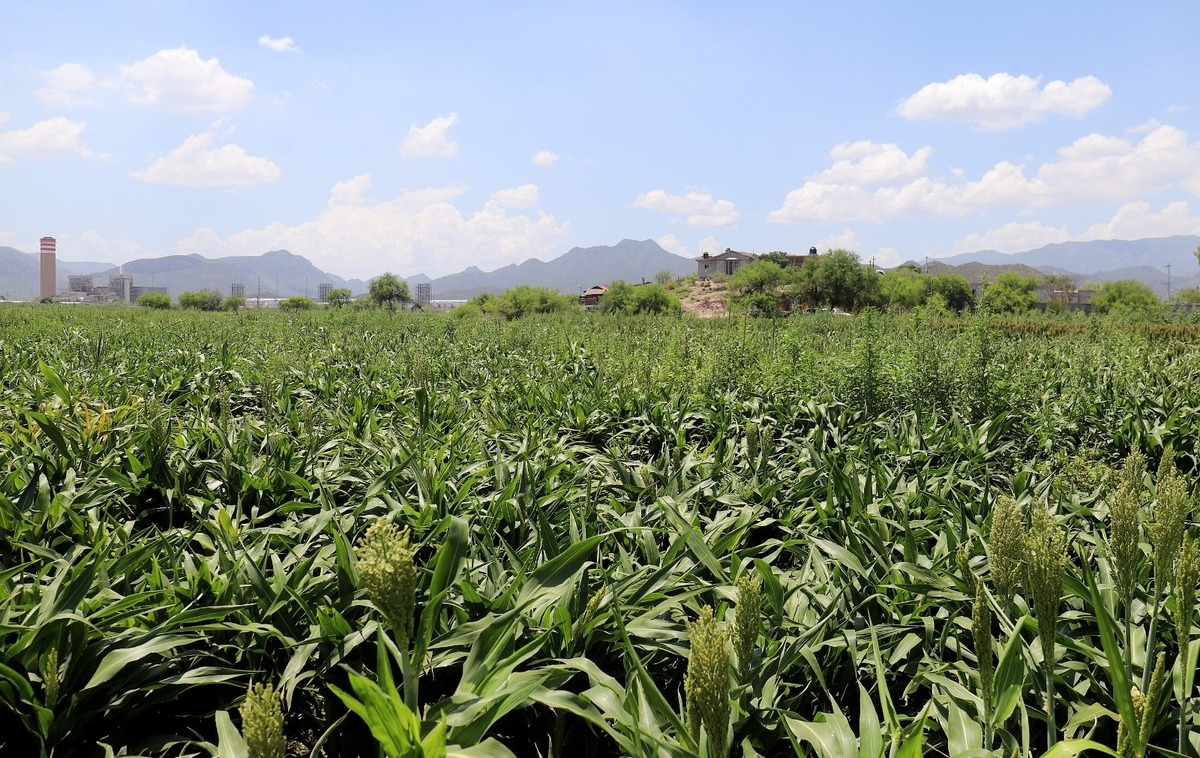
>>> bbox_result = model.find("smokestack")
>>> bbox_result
[40,237,56,299]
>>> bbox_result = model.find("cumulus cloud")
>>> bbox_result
[813,141,934,185]
[814,228,862,252]
[36,63,99,106]
[132,131,280,188]
[897,73,1111,129]
[487,184,539,209]
[950,221,1072,254]
[258,35,298,53]
[770,124,1200,224]
[633,189,740,227]
[1081,201,1200,240]
[120,47,254,112]
[0,117,108,162]
[0,112,9,124]
[532,150,560,166]
[171,174,568,278]
[402,113,459,157]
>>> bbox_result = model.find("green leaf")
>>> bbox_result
[214,710,249,758]
[82,635,191,691]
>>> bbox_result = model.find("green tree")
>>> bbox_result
[279,295,316,311]
[369,273,410,309]
[793,249,878,311]
[759,251,791,268]
[878,269,925,311]
[628,284,682,315]
[979,272,1039,313]
[179,289,223,311]
[1091,279,1160,317]
[326,287,353,308]
[930,273,973,311]
[136,292,172,309]
[599,280,635,314]
[729,260,787,314]
[490,285,576,320]
[222,295,246,312]
[1172,287,1200,304]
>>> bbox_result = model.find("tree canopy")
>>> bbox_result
[1091,279,1160,317]
[792,250,879,311]
[178,289,223,311]
[326,288,353,308]
[369,273,410,309]
[136,292,172,310]
[979,272,1039,313]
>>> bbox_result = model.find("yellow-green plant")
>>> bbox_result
[972,580,994,747]
[987,496,1024,605]
[1024,501,1068,749]
[240,681,285,758]
[356,517,418,650]
[1117,654,1168,758]
[1175,539,1198,753]
[733,572,762,681]
[686,606,730,756]
[41,648,59,711]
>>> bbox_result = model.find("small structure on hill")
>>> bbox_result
[579,284,608,308]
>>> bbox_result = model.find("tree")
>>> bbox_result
[760,251,791,268]
[792,250,878,311]
[599,280,636,314]
[490,286,576,319]
[1173,287,1200,304]
[654,270,676,287]
[930,273,973,311]
[326,287,353,308]
[729,260,787,314]
[222,295,246,312]
[369,273,410,309]
[137,292,172,309]
[979,272,1039,313]
[179,289,223,311]
[1091,279,1160,317]
[279,295,316,311]
[878,269,925,311]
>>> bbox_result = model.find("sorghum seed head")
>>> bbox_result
[1150,456,1189,588]
[240,681,285,758]
[1024,502,1068,673]
[355,518,418,648]
[972,579,994,722]
[685,606,730,756]
[733,573,763,681]
[988,496,1024,604]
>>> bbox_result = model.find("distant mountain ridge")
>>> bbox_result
[414,239,695,299]
[935,235,1200,299]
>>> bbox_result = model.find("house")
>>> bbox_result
[695,246,820,280]
[695,249,757,279]
[579,284,608,308]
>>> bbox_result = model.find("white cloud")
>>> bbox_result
[171,174,569,279]
[0,117,108,162]
[402,113,459,157]
[36,63,99,106]
[132,131,281,188]
[897,73,1111,129]
[949,221,1072,254]
[633,189,740,227]
[814,141,933,185]
[814,228,861,252]
[0,112,10,124]
[120,47,254,112]
[770,125,1200,224]
[1081,201,1200,240]
[487,184,539,209]
[258,35,298,53]
[532,150,560,166]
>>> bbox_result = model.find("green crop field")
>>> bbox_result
[2,305,1199,757]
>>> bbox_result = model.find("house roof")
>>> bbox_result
[696,248,757,262]
[582,285,608,296]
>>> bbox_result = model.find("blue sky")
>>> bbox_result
[2,1,1199,279]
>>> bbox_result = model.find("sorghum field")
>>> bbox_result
[2,306,1200,758]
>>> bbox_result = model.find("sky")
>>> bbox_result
[2,1,1199,279]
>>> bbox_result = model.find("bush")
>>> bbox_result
[137,292,172,310]
[222,295,246,312]
[179,289,223,311]
[279,295,316,311]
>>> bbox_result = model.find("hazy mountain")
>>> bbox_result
[422,238,694,299]
[0,246,116,299]
[97,250,369,297]
[940,235,1200,275]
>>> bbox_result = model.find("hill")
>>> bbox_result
[97,250,369,298]
[0,246,115,300]
[420,239,694,299]
[939,235,1200,276]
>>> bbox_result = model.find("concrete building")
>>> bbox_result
[39,237,56,299]
[68,275,94,293]
[130,285,168,303]
[318,282,332,303]
[110,274,133,304]
[416,282,432,307]
[231,283,246,298]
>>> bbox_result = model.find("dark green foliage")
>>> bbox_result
[178,289,223,311]
[136,292,172,309]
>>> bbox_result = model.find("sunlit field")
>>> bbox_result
[2,305,1199,757]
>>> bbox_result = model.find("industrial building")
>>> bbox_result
[40,237,56,299]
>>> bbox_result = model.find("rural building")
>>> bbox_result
[579,284,608,308]
[695,247,819,279]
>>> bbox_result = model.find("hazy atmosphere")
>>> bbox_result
[2,2,1199,278]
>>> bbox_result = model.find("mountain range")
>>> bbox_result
[2,235,1197,302]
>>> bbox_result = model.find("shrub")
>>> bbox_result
[137,292,172,309]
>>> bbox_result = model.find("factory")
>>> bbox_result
[39,236,167,304]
